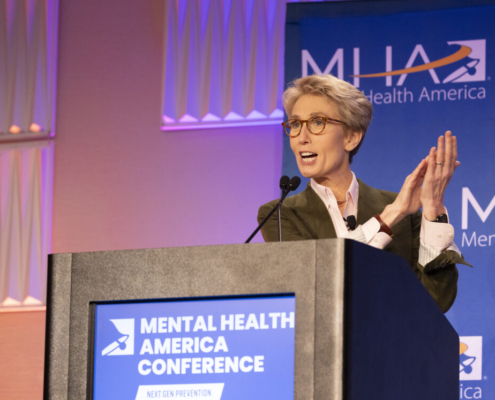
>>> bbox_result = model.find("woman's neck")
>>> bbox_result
[314,166,353,201]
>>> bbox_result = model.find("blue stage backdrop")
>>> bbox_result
[283,1,494,398]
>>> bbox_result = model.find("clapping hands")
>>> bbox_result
[380,131,460,227]
[421,131,460,220]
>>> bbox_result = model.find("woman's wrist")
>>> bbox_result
[422,204,447,221]
[379,204,405,229]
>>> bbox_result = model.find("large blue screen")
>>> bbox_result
[93,296,295,400]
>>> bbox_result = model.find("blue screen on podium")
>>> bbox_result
[92,295,295,400]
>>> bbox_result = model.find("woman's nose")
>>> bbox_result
[298,122,311,143]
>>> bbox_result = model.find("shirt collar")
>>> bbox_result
[310,172,359,207]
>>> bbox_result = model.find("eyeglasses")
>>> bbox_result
[282,116,344,137]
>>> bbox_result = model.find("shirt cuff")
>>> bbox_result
[419,211,461,266]
[420,212,454,252]
[362,217,393,250]
[344,218,393,250]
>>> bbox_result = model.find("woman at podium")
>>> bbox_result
[258,74,470,313]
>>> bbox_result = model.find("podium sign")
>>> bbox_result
[92,296,295,400]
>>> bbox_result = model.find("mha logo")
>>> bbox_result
[101,319,135,356]
[303,39,486,86]
[460,336,482,380]
[459,336,483,399]
[303,39,486,105]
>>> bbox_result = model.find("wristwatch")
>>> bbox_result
[433,214,448,223]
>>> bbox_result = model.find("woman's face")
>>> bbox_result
[289,94,357,180]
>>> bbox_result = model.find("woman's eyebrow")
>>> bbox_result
[289,112,330,119]
[310,112,330,117]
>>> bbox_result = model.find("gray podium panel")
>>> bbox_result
[45,240,346,400]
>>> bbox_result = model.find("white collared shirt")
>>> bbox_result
[310,173,461,267]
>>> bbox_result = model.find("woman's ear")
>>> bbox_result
[345,130,363,152]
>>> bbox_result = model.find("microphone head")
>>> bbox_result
[346,215,357,230]
[289,176,301,191]
[279,175,290,190]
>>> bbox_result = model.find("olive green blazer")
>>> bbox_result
[258,179,471,313]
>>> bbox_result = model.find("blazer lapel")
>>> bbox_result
[356,179,388,225]
[295,183,337,239]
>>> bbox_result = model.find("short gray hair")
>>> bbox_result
[283,74,373,163]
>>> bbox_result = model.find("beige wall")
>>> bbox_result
[52,0,282,254]
[0,311,45,400]
[1,0,284,398]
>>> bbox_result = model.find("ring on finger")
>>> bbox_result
[436,162,444,166]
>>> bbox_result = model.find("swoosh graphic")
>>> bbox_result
[350,45,472,78]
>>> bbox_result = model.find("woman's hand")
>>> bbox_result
[421,131,460,220]
[380,158,428,228]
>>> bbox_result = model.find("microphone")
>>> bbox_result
[245,176,301,243]
[279,175,290,191]
[289,176,301,192]
[344,215,357,230]
[276,176,298,241]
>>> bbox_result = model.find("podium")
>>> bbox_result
[43,239,459,400]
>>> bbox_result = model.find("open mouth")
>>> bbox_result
[300,152,318,162]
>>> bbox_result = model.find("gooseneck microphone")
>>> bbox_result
[245,176,301,243]
[289,176,301,192]
[279,175,290,191]
[277,176,301,241]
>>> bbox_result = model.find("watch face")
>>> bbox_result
[435,214,449,223]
